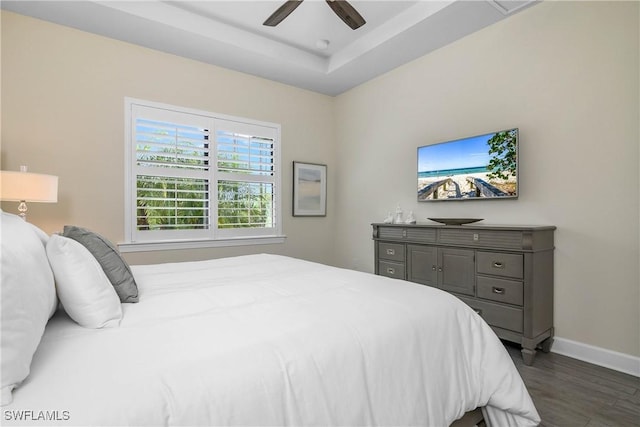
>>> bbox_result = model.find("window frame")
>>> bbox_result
[121,97,284,252]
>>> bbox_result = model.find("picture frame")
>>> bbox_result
[293,161,327,217]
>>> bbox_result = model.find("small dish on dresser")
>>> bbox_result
[427,218,483,226]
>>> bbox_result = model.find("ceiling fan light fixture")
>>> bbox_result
[263,0,365,30]
[263,0,303,27]
[325,0,366,30]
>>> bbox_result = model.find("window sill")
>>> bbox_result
[118,235,286,253]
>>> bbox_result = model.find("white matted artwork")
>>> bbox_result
[293,162,327,217]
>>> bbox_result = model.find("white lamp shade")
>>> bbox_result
[0,171,58,203]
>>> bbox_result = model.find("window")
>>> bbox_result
[122,98,283,251]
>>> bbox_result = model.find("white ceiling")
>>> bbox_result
[2,0,538,96]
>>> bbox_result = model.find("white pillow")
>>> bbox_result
[46,235,122,329]
[25,221,50,246]
[0,211,57,406]
[24,221,59,319]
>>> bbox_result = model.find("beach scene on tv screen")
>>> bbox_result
[417,129,518,201]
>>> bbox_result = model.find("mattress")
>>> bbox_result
[4,254,539,426]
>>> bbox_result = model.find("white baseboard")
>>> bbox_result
[551,337,640,377]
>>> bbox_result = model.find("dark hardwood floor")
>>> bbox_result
[505,342,640,427]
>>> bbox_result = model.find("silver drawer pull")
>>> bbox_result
[473,308,483,316]
[493,261,504,269]
[386,267,395,275]
[432,265,436,271]
[492,287,505,295]
[386,248,395,256]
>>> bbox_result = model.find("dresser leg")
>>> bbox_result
[539,337,554,353]
[521,347,537,366]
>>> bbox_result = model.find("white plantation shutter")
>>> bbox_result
[216,130,275,176]
[131,105,212,241]
[214,121,278,237]
[135,120,210,171]
[136,175,209,229]
[125,99,281,245]
[217,181,274,229]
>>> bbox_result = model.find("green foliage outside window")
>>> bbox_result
[137,147,272,231]
[217,180,272,229]
[136,176,208,230]
[216,156,272,229]
[486,129,517,181]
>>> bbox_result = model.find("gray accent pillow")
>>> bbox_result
[62,226,139,303]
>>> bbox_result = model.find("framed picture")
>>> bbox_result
[293,161,327,217]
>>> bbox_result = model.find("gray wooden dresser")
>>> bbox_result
[372,222,555,365]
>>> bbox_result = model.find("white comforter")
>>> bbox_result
[6,254,539,426]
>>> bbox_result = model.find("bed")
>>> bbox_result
[1,211,540,426]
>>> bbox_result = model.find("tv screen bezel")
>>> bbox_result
[417,128,519,202]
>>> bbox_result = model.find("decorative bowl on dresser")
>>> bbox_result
[372,222,555,365]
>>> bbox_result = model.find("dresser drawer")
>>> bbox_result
[378,261,405,280]
[476,251,523,279]
[376,226,405,240]
[378,242,405,262]
[458,296,523,333]
[406,227,436,243]
[439,228,524,250]
[477,276,523,306]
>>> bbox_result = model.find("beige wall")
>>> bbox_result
[334,1,639,357]
[1,10,337,266]
[2,2,639,358]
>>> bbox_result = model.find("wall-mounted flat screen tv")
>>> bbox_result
[417,128,518,201]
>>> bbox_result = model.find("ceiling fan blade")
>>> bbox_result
[263,0,304,27]
[326,0,366,30]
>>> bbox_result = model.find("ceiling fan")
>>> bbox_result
[263,0,366,30]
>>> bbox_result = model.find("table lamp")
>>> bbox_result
[0,166,58,221]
